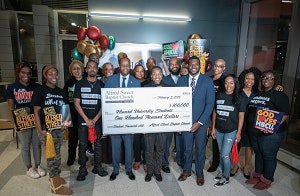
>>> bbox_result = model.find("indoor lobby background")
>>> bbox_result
[0,0,299,174]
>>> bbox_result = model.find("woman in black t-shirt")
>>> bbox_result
[211,74,245,187]
[63,60,84,166]
[32,64,72,195]
[245,70,289,190]
[5,62,44,179]
[132,64,149,171]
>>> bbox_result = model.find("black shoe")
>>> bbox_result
[177,163,184,169]
[92,167,108,177]
[76,169,88,181]
[67,159,75,166]
[145,173,152,182]
[207,165,217,172]
[154,173,162,181]
[109,173,119,181]
[162,166,170,173]
[230,166,239,177]
[126,171,136,180]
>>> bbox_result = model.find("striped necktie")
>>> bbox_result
[191,77,195,94]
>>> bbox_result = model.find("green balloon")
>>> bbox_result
[108,35,115,50]
[72,47,83,60]
[108,35,115,42]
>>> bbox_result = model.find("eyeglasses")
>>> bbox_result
[261,76,275,81]
[214,64,224,68]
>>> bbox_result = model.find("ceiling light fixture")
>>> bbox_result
[89,12,191,22]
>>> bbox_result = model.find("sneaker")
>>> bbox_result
[214,171,223,182]
[37,166,46,177]
[87,149,94,156]
[214,177,229,187]
[27,168,40,179]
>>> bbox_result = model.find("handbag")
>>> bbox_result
[231,140,239,163]
[88,127,97,143]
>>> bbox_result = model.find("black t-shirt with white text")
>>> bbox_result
[5,82,40,109]
[215,92,246,133]
[247,89,289,136]
[73,78,104,126]
[31,84,68,130]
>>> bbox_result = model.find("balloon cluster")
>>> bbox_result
[71,26,116,60]
[183,33,212,74]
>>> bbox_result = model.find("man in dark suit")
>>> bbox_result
[161,57,182,173]
[105,57,141,181]
[177,56,215,186]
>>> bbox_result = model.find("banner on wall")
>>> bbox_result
[101,87,192,134]
[162,40,185,59]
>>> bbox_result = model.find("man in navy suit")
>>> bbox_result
[177,56,215,186]
[105,57,141,181]
[161,57,183,173]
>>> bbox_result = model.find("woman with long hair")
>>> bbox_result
[211,74,245,187]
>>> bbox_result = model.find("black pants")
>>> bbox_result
[133,134,145,163]
[78,125,103,170]
[145,133,166,175]
[211,138,220,167]
[68,126,78,162]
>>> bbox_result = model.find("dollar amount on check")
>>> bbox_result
[101,87,192,134]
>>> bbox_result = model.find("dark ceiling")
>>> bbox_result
[2,0,88,11]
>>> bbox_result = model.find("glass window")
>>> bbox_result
[17,13,38,82]
[58,13,87,34]
[242,0,299,157]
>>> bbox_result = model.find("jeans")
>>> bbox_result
[250,132,285,181]
[215,129,237,178]
[18,128,41,167]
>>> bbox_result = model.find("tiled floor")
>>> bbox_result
[0,129,299,196]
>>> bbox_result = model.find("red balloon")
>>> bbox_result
[99,34,109,50]
[86,26,101,40]
[77,27,86,40]
[205,60,213,72]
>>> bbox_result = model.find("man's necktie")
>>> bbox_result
[191,77,195,94]
[122,77,126,88]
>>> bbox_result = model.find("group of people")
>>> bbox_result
[5,51,289,195]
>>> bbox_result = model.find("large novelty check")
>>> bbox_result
[101,87,192,134]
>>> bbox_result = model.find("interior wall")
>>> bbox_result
[88,0,242,74]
